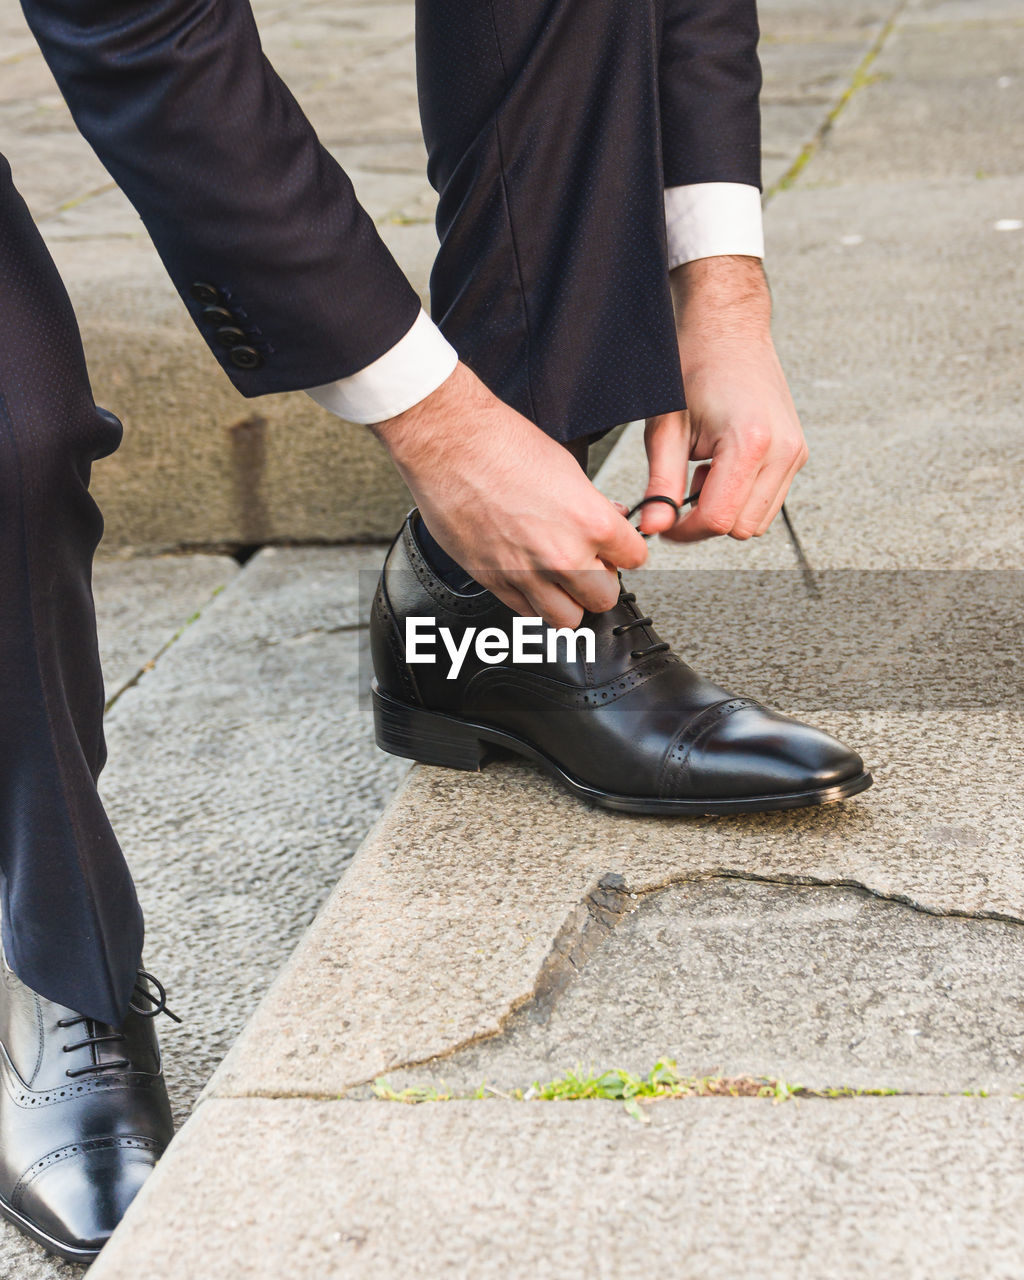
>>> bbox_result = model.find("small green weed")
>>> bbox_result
[371,1060,868,1123]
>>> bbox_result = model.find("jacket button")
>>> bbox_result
[215,325,247,348]
[229,345,263,371]
[202,305,235,325]
[189,282,223,305]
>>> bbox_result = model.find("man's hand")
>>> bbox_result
[373,361,647,628]
[639,256,808,541]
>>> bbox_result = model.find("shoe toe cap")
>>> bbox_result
[685,704,865,800]
[17,1137,160,1255]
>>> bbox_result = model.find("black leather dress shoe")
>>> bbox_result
[0,951,177,1262]
[370,511,872,814]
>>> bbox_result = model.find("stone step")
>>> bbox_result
[94,554,239,702]
[88,1096,1024,1279]
[98,545,408,1122]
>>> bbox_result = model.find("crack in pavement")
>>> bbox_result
[763,0,909,202]
[253,866,1024,1099]
[103,583,228,713]
[759,0,907,581]
[200,1086,1024,1105]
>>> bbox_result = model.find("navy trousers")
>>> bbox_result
[3,0,761,1023]
[0,159,142,1023]
[418,0,760,437]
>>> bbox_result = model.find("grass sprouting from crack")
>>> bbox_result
[104,582,228,713]
[764,0,906,200]
[373,1059,903,1124]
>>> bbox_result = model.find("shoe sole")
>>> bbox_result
[372,684,874,815]
[0,1191,101,1263]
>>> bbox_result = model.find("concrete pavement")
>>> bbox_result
[3,0,1023,1275]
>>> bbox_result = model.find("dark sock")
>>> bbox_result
[415,519,480,592]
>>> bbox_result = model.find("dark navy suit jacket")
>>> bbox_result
[21,0,423,397]
[21,0,762,420]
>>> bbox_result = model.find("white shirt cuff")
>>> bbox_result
[664,182,764,270]
[305,309,459,424]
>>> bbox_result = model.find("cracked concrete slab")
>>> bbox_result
[381,877,1024,1096]
[207,697,1023,1100]
[91,1096,1024,1280]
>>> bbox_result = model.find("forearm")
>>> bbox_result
[670,255,774,379]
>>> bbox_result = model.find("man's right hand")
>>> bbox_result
[372,361,647,628]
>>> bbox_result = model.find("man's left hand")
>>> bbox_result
[639,255,808,541]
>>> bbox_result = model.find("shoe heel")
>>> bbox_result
[372,686,487,771]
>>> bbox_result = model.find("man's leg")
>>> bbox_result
[0,153,142,1027]
[371,3,869,813]
[416,0,684,443]
[0,154,175,1262]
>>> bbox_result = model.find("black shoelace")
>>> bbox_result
[625,494,691,534]
[58,969,181,1079]
[610,591,671,660]
[626,492,812,579]
[615,495,688,660]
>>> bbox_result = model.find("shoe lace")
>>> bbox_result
[610,495,690,660]
[57,969,181,1079]
[609,592,671,660]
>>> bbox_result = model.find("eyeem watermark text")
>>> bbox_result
[405,617,596,680]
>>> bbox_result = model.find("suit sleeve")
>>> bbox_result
[659,0,763,190]
[22,0,423,397]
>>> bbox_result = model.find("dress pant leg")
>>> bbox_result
[0,154,143,1027]
[416,0,684,443]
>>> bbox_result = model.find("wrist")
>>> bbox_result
[671,255,772,330]
[370,360,470,467]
